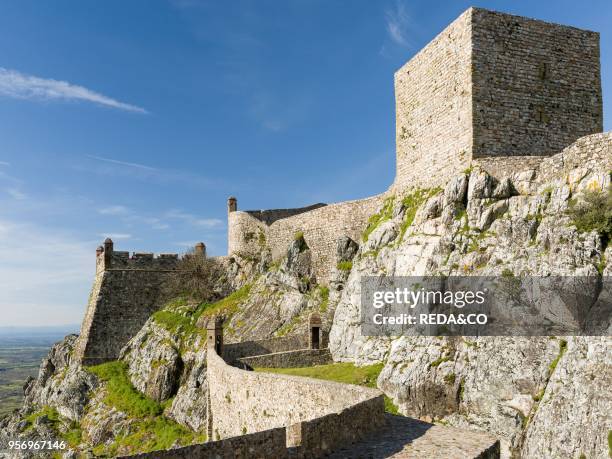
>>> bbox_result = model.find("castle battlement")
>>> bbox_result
[95,238,206,273]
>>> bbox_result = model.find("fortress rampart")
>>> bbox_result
[74,239,203,365]
[228,194,385,282]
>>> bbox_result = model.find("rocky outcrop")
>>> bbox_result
[330,164,611,458]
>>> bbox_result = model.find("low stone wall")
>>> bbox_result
[118,427,288,459]
[224,335,310,363]
[207,350,385,443]
[476,132,612,184]
[286,397,385,457]
[536,132,612,184]
[237,349,332,369]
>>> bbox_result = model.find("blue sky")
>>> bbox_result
[1,0,610,326]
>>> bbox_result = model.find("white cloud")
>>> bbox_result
[0,219,94,326]
[87,155,156,171]
[83,155,219,189]
[98,205,130,216]
[6,188,26,200]
[165,209,223,228]
[0,67,148,113]
[98,233,132,240]
[0,161,9,166]
[385,1,411,47]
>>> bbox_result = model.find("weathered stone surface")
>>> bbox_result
[330,165,611,458]
[121,321,183,402]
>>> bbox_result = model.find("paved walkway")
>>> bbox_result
[326,414,500,459]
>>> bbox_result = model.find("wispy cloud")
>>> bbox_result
[0,161,9,167]
[82,154,220,189]
[0,68,148,113]
[87,155,156,171]
[384,1,411,47]
[0,219,93,326]
[6,188,26,200]
[97,205,130,216]
[165,209,223,228]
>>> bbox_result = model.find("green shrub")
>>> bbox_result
[567,186,612,246]
[336,260,353,271]
[294,231,304,241]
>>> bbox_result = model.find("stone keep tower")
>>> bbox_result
[393,7,603,190]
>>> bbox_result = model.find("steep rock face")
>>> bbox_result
[20,335,97,422]
[121,321,185,402]
[521,337,611,459]
[330,164,611,458]
[0,335,98,458]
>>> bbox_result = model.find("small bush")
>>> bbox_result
[294,231,304,241]
[336,260,353,271]
[163,252,227,303]
[566,186,612,246]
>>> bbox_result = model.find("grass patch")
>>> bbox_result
[24,406,61,431]
[197,284,252,320]
[397,188,442,244]
[87,361,163,417]
[362,196,395,242]
[318,286,330,313]
[429,356,451,368]
[275,315,301,337]
[336,260,353,271]
[95,417,206,457]
[548,339,568,375]
[566,186,612,247]
[255,362,400,414]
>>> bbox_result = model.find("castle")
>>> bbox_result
[75,7,606,365]
[227,7,603,283]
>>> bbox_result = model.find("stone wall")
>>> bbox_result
[471,8,602,159]
[393,7,603,191]
[535,132,612,184]
[74,241,181,365]
[393,8,473,191]
[224,335,310,364]
[207,350,385,443]
[118,427,288,459]
[228,194,386,282]
[237,349,332,369]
